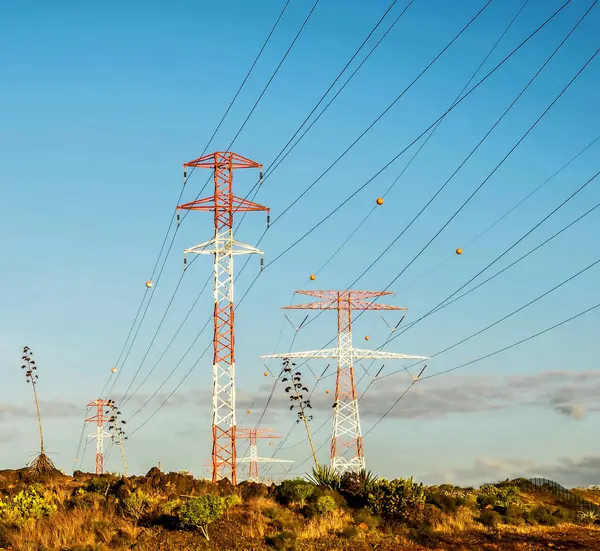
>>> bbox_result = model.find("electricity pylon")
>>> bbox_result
[177,152,269,485]
[237,429,293,482]
[85,399,111,474]
[262,290,428,475]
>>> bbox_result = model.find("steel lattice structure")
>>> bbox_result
[237,428,293,482]
[85,399,112,475]
[262,290,429,475]
[177,152,269,484]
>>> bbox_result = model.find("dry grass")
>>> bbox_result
[298,509,353,540]
[240,508,270,539]
[432,506,477,535]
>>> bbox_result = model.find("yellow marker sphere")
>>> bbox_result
[247,409,251,414]
[310,274,316,281]
[456,248,463,255]
[111,367,117,374]
[325,389,330,395]
[364,335,370,341]
[264,371,269,377]
[376,197,384,206]
[145,280,153,288]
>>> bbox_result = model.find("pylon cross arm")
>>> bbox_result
[261,348,339,359]
[237,458,294,463]
[261,348,429,361]
[350,348,430,360]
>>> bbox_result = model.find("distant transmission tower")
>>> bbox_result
[263,290,428,475]
[237,428,293,482]
[85,399,111,474]
[177,152,269,485]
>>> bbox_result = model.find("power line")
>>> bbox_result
[238,0,574,284]
[383,170,600,348]
[307,0,531,277]
[397,133,600,295]
[362,299,600,439]
[248,0,591,380]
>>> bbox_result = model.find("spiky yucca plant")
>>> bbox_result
[21,346,55,474]
[305,464,342,491]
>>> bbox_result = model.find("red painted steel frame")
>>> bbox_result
[177,152,268,485]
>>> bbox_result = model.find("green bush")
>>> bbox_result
[525,506,559,526]
[478,509,502,528]
[316,495,337,515]
[0,489,57,527]
[425,487,471,513]
[86,477,111,494]
[179,494,225,541]
[224,493,242,508]
[367,477,426,522]
[477,484,521,509]
[276,479,314,507]
[122,489,156,524]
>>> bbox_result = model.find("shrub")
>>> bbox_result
[579,510,598,525]
[367,477,426,522]
[316,495,337,515]
[340,525,360,539]
[426,487,471,513]
[266,530,297,551]
[179,494,225,540]
[87,477,111,494]
[0,489,57,527]
[340,469,378,497]
[122,489,156,525]
[352,507,382,529]
[478,510,502,528]
[276,479,314,507]
[224,493,242,509]
[159,499,182,515]
[477,484,521,510]
[525,506,559,526]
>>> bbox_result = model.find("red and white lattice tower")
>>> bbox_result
[262,290,429,475]
[237,428,293,482]
[177,152,269,484]
[85,399,112,475]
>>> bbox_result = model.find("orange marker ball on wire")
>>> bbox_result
[456,248,463,255]
[364,335,370,341]
[264,371,269,377]
[310,274,316,281]
[376,197,384,206]
[111,367,117,374]
[145,280,153,288]
[325,389,330,395]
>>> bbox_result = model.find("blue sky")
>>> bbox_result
[1,0,599,487]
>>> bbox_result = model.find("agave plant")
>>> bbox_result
[305,464,342,491]
[21,346,55,474]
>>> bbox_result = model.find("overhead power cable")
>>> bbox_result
[250,0,578,277]
[362,298,600,439]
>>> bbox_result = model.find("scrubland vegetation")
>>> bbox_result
[1,465,599,550]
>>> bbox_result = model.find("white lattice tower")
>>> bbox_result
[177,152,269,485]
[237,428,293,482]
[85,399,111,475]
[261,290,429,475]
